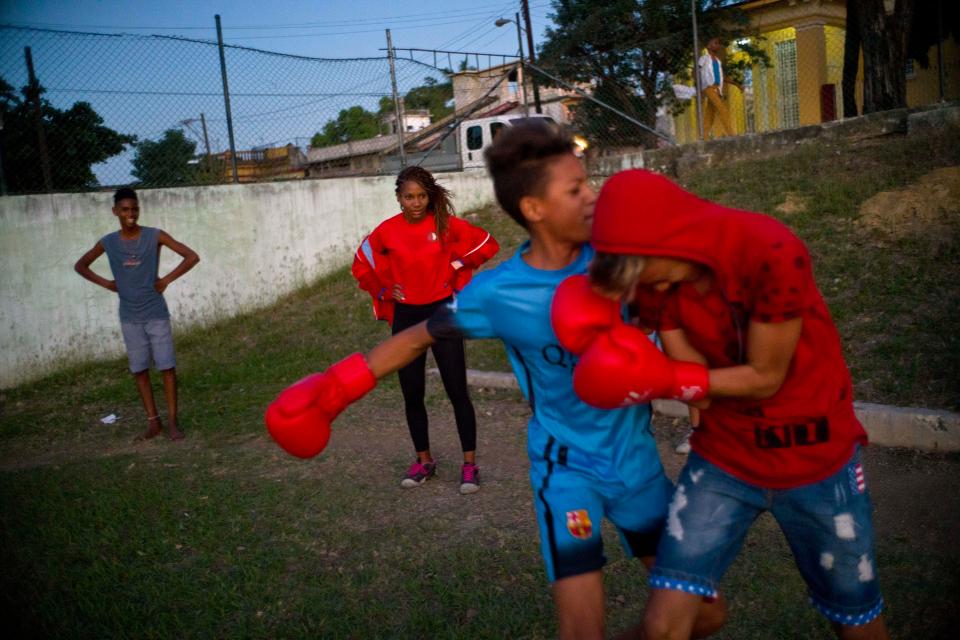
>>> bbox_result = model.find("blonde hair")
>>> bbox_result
[589,252,647,298]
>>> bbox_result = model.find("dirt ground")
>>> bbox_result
[856,166,960,240]
[6,384,959,560]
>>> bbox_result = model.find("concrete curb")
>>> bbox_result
[429,368,960,453]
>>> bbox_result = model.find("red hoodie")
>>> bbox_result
[593,169,867,489]
[353,212,499,319]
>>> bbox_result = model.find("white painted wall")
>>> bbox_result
[0,169,496,388]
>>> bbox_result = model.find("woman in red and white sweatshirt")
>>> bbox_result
[352,166,498,494]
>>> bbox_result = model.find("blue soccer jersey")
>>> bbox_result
[428,242,671,580]
[427,242,665,490]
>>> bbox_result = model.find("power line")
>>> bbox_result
[1,6,537,32]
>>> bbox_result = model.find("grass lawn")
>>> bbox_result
[1,126,958,638]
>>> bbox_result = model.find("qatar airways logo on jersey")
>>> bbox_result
[542,344,579,370]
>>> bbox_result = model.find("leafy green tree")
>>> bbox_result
[402,76,454,122]
[0,77,135,193]
[539,0,762,147]
[310,105,382,148]
[131,128,200,187]
[376,76,453,124]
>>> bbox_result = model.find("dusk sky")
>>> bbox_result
[1,1,556,183]
[1,0,554,60]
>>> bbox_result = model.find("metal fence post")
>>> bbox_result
[0,110,7,196]
[215,15,239,184]
[691,0,704,141]
[514,13,529,116]
[936,0,946,102]
[386,29,407,169]
[24,47,53,192]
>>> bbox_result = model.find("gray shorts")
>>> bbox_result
[120,318,176,373]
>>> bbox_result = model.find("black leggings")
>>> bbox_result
[391,297,477,454]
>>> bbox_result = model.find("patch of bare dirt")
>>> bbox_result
[857,166,960,242]
[774,193,808,216]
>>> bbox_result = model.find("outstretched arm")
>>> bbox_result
[367,321,435,378]
[156,231,200,293]
[265,321,438,458]
[74,242,117,292]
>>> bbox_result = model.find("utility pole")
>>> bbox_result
[386,29,407,168]
[24,47,53,192]
[199,112,212,158]
[521,0,542,113]
[215,15,239,183]
[495,16,529,115]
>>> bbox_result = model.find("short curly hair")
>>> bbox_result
[113,187,138,204]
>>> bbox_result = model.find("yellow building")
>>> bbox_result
[673,0,959,144]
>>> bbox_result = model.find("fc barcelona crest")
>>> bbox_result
[566,509,593,540]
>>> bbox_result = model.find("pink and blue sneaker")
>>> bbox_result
[401,459,436,488]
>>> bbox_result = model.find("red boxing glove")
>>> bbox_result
[551,275,622,355]
[574,324,709,409]
[265,353,377,458]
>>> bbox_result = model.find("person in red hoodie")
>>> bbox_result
[549,169,888,639]
[352,166,499,493]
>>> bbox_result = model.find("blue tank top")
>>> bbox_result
[101,226,170,322]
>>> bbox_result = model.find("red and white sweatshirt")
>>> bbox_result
[352,212,499,324]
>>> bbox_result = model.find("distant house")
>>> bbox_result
[303,61,586,178]
[303,95,500,178]
[215,144,306,183]
[381,107,432,135]
[671,0,959,143]
[450,61,580,125]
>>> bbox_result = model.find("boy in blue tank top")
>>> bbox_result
[264,122,724,639]
[75,188,200,440]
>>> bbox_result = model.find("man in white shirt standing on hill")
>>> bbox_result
[698,36,735,139]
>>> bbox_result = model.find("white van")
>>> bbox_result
[459,114,557,168]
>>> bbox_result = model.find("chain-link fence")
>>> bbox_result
[0,25,451,194]
[2,6,956,195]
[530,2,957,152]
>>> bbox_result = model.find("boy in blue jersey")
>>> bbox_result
[75,188,200,441]
[265,121,724,639]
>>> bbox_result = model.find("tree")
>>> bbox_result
[842,0,862,117]
[538,0,761,147]
[0,77,135,193]
[310,105,381,148]
[402,76,454,122]
[844,0,958,116]
[856,0,916,114]
[907,0,959,68]
[312,75,453,149]
[131,129,199,187]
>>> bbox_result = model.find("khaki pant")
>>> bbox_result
[702,85,734,139]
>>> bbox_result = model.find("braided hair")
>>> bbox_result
[395,166,455,240]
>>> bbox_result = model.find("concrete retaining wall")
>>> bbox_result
[591,102,960,179]
[0,169,496,388]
